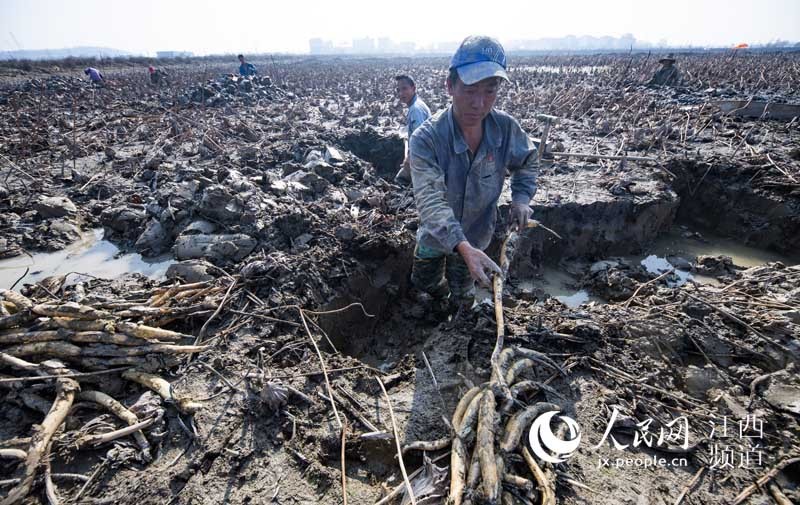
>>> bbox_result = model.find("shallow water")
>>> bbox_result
[629,227,799,287]
[519,268,603,309]
[527,226,799,308]
[640,227,799,268]
[0,229,174,290]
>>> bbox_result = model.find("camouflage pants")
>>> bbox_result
[411,243,475,303]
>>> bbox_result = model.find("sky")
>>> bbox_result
[1,0,799,55]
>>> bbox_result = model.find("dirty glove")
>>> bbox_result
[508,202,532,231]
[456,241,502,288]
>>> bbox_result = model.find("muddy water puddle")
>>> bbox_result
[0,229,174,290]
[520,226,799,308]
[640,227,800,268]
[518,269,603,308]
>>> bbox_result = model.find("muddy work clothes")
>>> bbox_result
[409,106,537,299]
[411,243,474,302]
[650,66,681,86]
[239,62,257,77]
[410,106,538,253]
[85,67,103,83]
[407,95,431,137]
[150,69,167,85]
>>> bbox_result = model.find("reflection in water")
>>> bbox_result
[639,254,694,286]
[0,229,174,289]
[517,269,602,309]
[554,290,591,307]
[539,268,602,309]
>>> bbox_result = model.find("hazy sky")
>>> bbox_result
[1,0,798,54]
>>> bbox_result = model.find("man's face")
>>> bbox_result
[448,76,500,129]
[239,57,245,64]
[395,80,415,106]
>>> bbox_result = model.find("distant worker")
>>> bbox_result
[148,65,169,86]
[393,74,431,185]
[648,54,681,86]
[84,67,104,86]
[238,54,257,77]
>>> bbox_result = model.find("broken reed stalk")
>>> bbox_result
[732,456,800,505]
[76,416,156,448]
[121,369,202,415]
[421,351,448,425]
[0,377,79,505]
[194,277,238,345]
[551,151,656,162]
[622,268,674,308]
[767,482,793,505]
[341,415,348,505]
[0,367,130,384]
[374,453,450,505]
[77,390,150,457]
[683,291,792,353]
[375,376,416,505]
[673,466,705,505]
[297,307,341,429]
[43,447,59,505]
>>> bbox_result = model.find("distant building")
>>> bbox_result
[156,51,193,59]
[309,38,334,55]
[307,36,418,55]
[377,38,394,53]
[352,37,375,54]
[396,42,416,53]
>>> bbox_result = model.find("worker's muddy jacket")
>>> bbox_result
[407,95,431,137]
[410,106,538,253]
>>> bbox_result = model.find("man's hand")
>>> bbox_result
[395,157,412,185]
[508,202,532,231]
[456,241,502,288]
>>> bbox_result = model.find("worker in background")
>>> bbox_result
[648,54,682,86]
[394,74,432,185]
[238,54,257,77]
[409,36,538,316]
[84,67,105,87]
[148,65,169,87]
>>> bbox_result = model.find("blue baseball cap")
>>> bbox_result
[449,36,509,85]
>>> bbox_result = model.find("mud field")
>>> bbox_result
[0,52,799,505]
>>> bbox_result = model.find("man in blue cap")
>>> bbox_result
[409,35,538,314]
